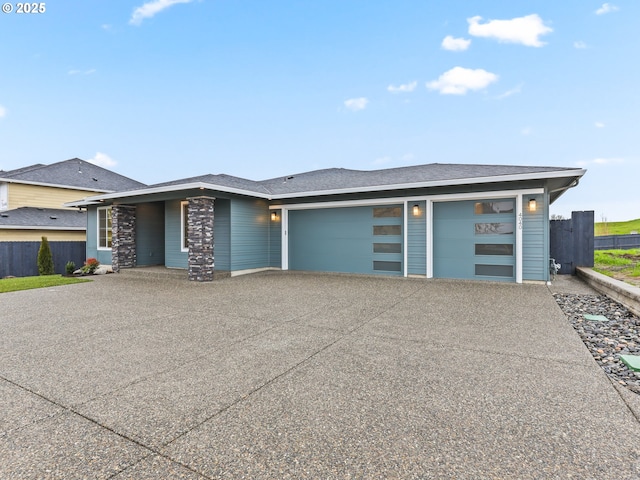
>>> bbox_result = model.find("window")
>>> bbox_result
[373,261,402,272]
[475,244,514,256]
[373,225,402,235]
[475,264,514,277]
[181,201,189,252]
[373,207,402,218]
[474,201,514,215]
[474,223,514,235]
[98,206,112,249]
[373,243,402,254]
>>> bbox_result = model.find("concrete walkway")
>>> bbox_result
[1,272,639,479]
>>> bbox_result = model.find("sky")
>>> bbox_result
[0,1,638,221]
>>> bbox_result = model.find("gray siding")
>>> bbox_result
[407,201,426,275]
[136,202,165,266]
[230,198,269,271]
[522,193,547,281]
[165,199,187,268]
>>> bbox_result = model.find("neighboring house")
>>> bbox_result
[0,158,145,241]
[68,163,585,284]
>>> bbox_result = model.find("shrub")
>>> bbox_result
[37,236,55,275]
[65,261,76,275]
[80,257,100,275]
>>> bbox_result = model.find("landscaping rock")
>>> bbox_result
[554,292,640,395]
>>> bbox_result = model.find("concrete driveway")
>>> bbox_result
[1,271,640,479]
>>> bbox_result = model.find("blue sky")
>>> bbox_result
[1,1,638,221]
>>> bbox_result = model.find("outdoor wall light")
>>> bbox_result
[412,204,420,216]
[271,211,279,221]
[528,198,537,212]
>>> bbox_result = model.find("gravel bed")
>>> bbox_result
[554,293,640,395]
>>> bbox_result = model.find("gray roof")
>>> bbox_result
[1,158,145,192]
[145,163,582,196]
[0,207,86,229]
[67,162,585,206]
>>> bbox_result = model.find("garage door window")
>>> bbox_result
[373,243,402,254]
[475,223,514,235]
[475,264,514,277]
[474,201,514,214]
[373,225,401,235]
[475,244,514,256]
[373,207,401,218]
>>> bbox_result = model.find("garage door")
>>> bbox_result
[433,199,515,282]
[288,205,403,275]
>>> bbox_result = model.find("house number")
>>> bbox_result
[518,212,523,230]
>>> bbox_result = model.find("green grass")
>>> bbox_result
[595,218,640,236]
[0,275,91,293]
[593,249,640,286]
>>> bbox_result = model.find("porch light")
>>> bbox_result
[528,198,537,212]
[271,211,279,221]
[412,204,420,216]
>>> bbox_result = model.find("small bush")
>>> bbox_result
[37,236,55,276]
[65,261,76,275]
[80,258,100,274]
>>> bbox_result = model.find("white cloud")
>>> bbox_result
[495,83,523,99]
[595,121,605,128]
[344,97,369,111]
[130,0,193,26]
[521,127,533,136]
[573,41,587,49]
[387,81,417,94]
[467,14,552,47]
[595,3,619,15]
[0,105,6,118]
[88,152,118,168]
[426,66,498,95]
[441,35,471,52]
[576,157,624,167]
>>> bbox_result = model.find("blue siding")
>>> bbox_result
[214,199,231,271]
[269,209,282,268]
[230,198,269,271]
[86,206,112,266]
[136,202,165,266]
[408,201,426,275]
[522,193,548,281]
[165,199,187,268]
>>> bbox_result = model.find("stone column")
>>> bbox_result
[187,196,215,282]
[111,205,137,273]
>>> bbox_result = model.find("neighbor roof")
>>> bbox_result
[0,207,86,230]
[66,163,586,206]
[0,158,146,192]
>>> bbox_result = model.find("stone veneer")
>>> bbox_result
[187,196,215,282]
[111,205,137,273]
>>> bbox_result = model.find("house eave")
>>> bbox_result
[0,177,114,193]
[0,225,86,231]
[64,168,586,206]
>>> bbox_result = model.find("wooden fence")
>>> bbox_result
[594,234,640,250]
[0,241,86,278]
[550,211,594,275]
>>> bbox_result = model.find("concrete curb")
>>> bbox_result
[576,267,640,317]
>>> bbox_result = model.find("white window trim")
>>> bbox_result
[180,201,189,253]
[97,206,112,251]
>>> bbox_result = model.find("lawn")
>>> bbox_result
[593,249,640,287]
[595,218,640,236]
[0,275,91,293]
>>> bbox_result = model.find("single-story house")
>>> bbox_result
[67,163,585,283]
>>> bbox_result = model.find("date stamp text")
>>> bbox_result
[2,3,46,14]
